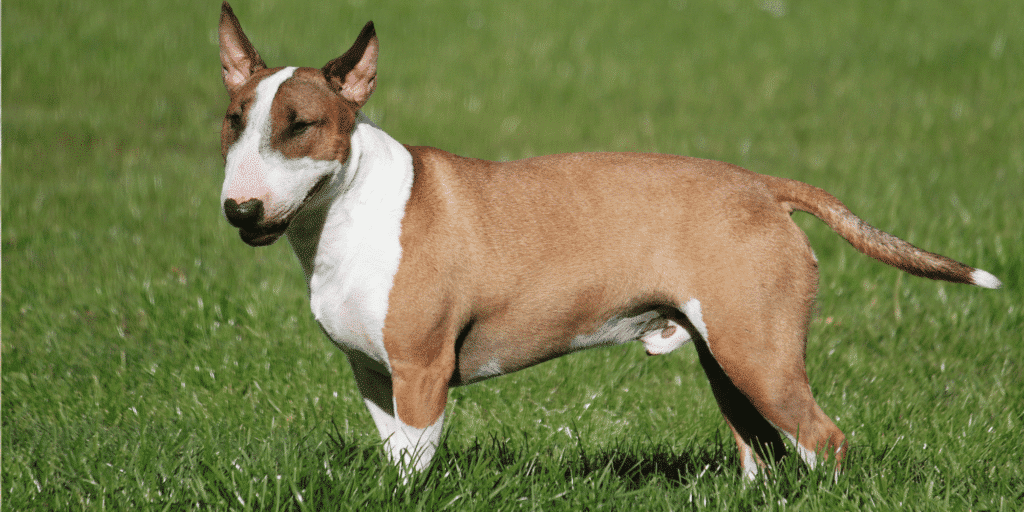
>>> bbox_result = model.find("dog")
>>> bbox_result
[216,2,1000,479]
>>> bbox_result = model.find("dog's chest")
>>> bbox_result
[303,200,408,372]
[294,121,415,373]
[308,249,396,369]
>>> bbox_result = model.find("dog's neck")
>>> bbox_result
[286,112,415,288]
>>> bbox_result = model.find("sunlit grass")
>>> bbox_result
[3,0,1022,509]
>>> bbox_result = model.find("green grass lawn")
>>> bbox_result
[3,0,1022,509]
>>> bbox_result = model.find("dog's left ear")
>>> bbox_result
[322,21,378,108]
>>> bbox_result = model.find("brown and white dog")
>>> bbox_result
[216,2,1001,479]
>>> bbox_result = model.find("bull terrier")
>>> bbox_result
[216,2,1001,479]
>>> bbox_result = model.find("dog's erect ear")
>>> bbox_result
[219,2,266,93]
[322,21,378,108]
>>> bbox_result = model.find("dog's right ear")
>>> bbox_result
[219,2,266,93]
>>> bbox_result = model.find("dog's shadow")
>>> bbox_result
[444,432,736,488]
[323,421,746,488]
[577,445,731,488]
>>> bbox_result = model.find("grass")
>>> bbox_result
[3,0,1023,509]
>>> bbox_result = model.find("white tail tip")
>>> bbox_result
[971,269,1002,289]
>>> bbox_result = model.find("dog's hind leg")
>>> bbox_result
[695,295,847,479]
[693,336,788,479]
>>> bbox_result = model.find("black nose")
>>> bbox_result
[223,198,264,228]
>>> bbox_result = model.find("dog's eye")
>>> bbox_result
[290,120,315,137]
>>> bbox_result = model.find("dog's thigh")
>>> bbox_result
[693,336,787,478]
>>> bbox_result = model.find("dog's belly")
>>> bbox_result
[455,308,692,384]
[569,310,663,350]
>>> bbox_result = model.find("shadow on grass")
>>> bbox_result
[440,430,737,489]
[581,444,732,488]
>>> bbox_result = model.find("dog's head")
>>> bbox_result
[217,2,378,246]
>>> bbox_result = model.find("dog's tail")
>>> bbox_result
[765,176,1001,289]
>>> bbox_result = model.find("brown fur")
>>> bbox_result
[386,148,844,470]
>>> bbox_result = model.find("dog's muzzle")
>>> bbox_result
[223,198,286,246]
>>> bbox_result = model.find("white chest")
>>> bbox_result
[308,242,398,370]
[290,117,414,373]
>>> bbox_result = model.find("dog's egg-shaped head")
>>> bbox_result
[217,2,377,246]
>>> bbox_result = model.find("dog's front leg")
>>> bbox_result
[347,350,450,477]
[347,352,400,447]
[386,355,451,476]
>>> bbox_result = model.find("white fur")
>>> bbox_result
[782,431,818,469]
[222,67,308,217]
[364,398,399,444]
[570,300,706,355]
[391,400,445,474]
[741,445,759,480]
[971,269,1002,289]
[222,67,414,372]
[569,311,660,350]
[293,114,415,372]
[230,68,426,474]
[681,299,708,341]
[641,319,691,355]
[360,390,446,477]
[467,357,504,382]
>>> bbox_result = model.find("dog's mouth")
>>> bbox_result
[239,225,287,247]
[229,175,332,248]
